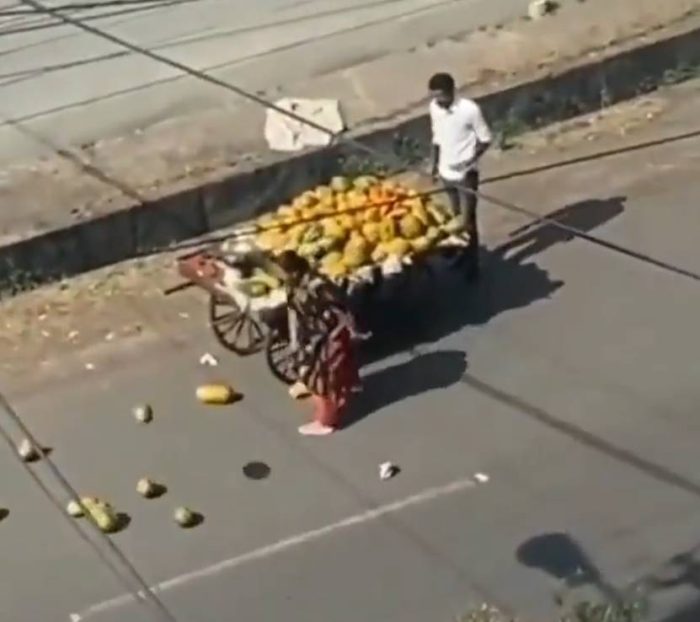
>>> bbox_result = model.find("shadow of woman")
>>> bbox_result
[343,349,467,428]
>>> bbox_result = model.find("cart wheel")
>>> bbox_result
[265,328,298,385]
[208,294,265,355]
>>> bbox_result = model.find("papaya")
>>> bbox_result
[330,176,351,192]
[399,214,425,239]
[196,384,237,405]
[385,237,412,258]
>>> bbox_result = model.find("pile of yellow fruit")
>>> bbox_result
[254,176,463,281]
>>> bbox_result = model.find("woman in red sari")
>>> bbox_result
[277,251,365,436]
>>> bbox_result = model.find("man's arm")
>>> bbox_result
[429,104,440,179]
[470,103,492,165]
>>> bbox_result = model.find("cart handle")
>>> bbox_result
[163,281,194,296]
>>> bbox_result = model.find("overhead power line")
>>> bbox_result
[18,0,700,286]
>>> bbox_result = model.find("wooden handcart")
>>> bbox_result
[165,228,468,386]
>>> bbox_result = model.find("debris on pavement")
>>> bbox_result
[196,383,239,405]
[242,461,271,480]
[264,97,344,152]
[379,462,399,480]
[132,403,154,424]
[84,363,95,371]
[199,352,219,367]
[288,381,311,400]
[474,472,490,483]
[173,506,201,528]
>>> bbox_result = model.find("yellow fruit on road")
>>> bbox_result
[92,505,119,533]
[196,384,237,405]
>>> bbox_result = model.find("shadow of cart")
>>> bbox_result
[356,195,625,364]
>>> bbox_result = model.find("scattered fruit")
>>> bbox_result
[132,404,153,424]
[196,383,237,405]
[17,438,40,462]
[173,506,199,528]
[66,500,83,518]
[136,478,160,499]
[70,497,122,533]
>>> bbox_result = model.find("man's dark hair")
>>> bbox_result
[428,72,455,92]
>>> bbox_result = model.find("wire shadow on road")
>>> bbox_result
[344,349,467,427]
[484,129,700,185]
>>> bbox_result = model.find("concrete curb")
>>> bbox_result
[2,24,700,292]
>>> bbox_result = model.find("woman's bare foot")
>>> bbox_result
[298,421,335,436]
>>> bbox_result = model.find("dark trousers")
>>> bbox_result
[442,170,480,271]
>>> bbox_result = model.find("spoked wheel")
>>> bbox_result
[208,294,265,355]
[265,327,298,385]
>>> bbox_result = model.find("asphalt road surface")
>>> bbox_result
[0,0,525,163]
[2,128,700,622]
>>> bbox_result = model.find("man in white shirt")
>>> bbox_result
[428,72,491,280]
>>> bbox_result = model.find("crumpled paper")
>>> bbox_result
[265,98,344,152]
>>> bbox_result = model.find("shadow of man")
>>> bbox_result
[497,196,626,264]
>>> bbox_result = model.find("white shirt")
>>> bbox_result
[430,97,492,181]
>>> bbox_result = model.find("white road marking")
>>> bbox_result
[70,475,485,621]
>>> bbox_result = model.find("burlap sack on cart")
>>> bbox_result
[264,98,345,152]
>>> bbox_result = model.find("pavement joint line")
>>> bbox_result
[69,475,483,621]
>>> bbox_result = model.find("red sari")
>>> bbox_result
[299,309,361,436]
